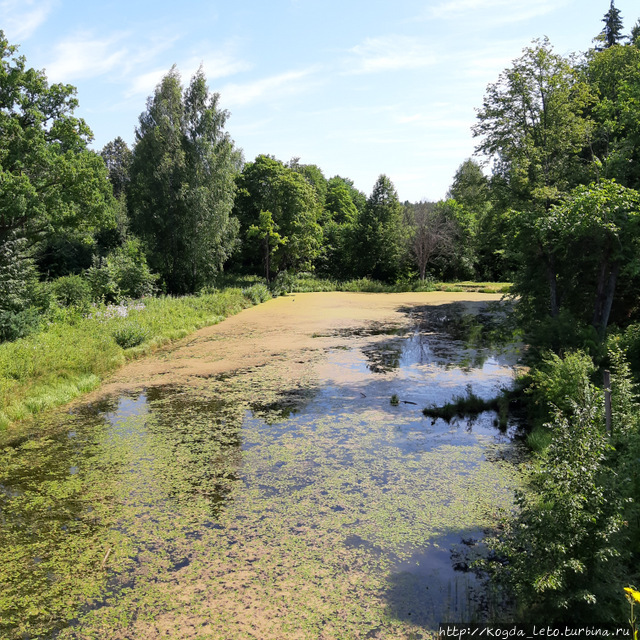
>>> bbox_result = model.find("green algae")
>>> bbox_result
[0,301,524,639]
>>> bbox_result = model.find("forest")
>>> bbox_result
[2,0,640,629]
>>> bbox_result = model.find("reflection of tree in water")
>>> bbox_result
[394,301,517,370]
[362,338,405,373]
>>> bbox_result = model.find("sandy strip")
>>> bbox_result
[86,291,504,399]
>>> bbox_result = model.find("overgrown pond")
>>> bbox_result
[0,298,524,639]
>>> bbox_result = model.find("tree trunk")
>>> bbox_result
[593,260,619,338]
[546,254,559,318]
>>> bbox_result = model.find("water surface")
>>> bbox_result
[0,299,523,639]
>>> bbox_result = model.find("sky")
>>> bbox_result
[2,0,639,203]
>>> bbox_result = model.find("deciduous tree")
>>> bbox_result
[128,67,241,293]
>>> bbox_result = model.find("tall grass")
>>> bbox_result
[0,288,255,429]
[0,276,510,430]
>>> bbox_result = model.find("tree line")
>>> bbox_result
[1,3,640,354]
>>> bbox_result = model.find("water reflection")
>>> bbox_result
[0,298,522,638]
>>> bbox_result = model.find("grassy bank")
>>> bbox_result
[0,287,271,430]
[0,277,510,430]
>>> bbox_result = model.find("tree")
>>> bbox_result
[0,32,114,253]
[318,177,359,278]
[247,211,285,283]
[234,155,322,276]
[474,39,592,215]
[447,159,489,214]
[509,180,640,340]
[128,66,241,293]
[586,43,640,190]
[406,201,456,281]
[288,158,328,207]
[597,1,625,49]
[101,137,132,199]
[630,20,640,46]
[352,175,406,281]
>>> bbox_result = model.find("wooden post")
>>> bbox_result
[604,369,612,436]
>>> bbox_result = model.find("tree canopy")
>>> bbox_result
[0,31,115,252]
[128,66,241,294]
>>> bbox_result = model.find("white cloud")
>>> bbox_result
[125,41,251,98]
[345,36,437,74]
[221,68,317,107]
[1,0,54,41]
[428,0,567,23]
[45,33,129,81]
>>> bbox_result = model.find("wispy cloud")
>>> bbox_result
[221,68,318,107]
[125,40,251,98]
[345,36,437,74]
[45,32,129,81]
[1,0,54,41]
[428,0,566,23]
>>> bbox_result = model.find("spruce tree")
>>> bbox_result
[598,0,624,49]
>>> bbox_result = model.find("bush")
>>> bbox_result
[526,350,598,432]
[50,275,92,309]
[111,320,150,349]
[85,239,157,303]
[243,283,272,305]
[0,308,41,342]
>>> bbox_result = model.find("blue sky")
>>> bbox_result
[3,0,639,202]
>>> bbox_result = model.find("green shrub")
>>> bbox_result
[50,275,92,309]
[243,283,272,305]
[107,238,157,299]
[0,308,41,342]
[526,349,597,431]
[111,321,149,349]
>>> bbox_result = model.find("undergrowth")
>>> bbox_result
[0,289,252,429]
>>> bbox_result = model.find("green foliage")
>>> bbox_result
[486,390,624,622]
[597,1,625,49]
[0,289,256,428]
[85,238,157,303]
[587,43,640,190]
[234,155,322,276]
[318,177,360,279]
[242,283,272,305]
[101,136,132,199]
[50,275,92,310]
[508,180,640,347]
[0,31,115,251]
[474,38,593,214]
[0,236,42,342]
[352,175,407,281]
[111,320,149,349]
[128,66,241,294]
[526,349,598,429]
[423,384,510,428]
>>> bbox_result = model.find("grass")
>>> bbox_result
[224,271,511,295]
[0,274,511,430]
[0,288,261,430]
[423,384,510,428]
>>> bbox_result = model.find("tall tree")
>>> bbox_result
[101,137,132,199]
[353,175,406,281]
[586,43,640,190]
[318,177,359,278]
[234,155,322,276]
[474,39,593,215]
[128,67,241,293]
[406,201,456,281]
[0,32,114,253]
[597,1,625,49]
[509,180,640,340]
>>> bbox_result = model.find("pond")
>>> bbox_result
[0,296,524,639]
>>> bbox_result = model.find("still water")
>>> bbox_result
[0,301,523,639]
